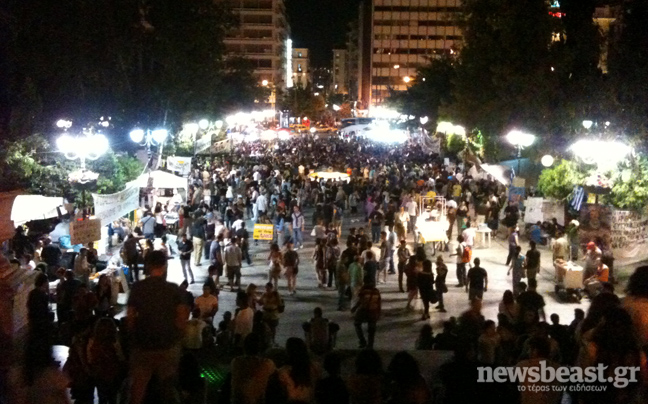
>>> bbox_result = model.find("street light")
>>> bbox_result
[57,130,109,183]
[582,120,593,130]
[403,76,411,83]
[199,119,209,130]
[506,130,536,177]
[262,80,269,86]
[541,155,554,167]
[130,128,167,155]
[420,116,429,125]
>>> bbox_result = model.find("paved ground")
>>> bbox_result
[123,210,605,352]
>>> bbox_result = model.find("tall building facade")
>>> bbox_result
[332,49,349,94]
[358,0,462,108]
[292,48,310,88]
[223,0,290,90]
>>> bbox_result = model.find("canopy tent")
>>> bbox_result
[0,192,66,242]
[133,170,188,189]
[477,164,512,186]
[308,171,350,182]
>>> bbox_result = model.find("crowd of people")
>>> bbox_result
[5,133,648,404]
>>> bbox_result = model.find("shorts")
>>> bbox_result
[210,263,223,277]
[285,266,298,277]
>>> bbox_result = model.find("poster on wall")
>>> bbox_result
[70,218,102,245]
[610,211,648,259]
[579,204,612,250]
[508,187,526,210]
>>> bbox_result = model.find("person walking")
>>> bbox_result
[313,239,327,288]
[452,235,469,287]
[267,243,283,289]
[525,241,541,281]
[191,214,207,266]
[417,260,435,320]
[126,251,189,404]
[224,238,243,292]
[283,241,300,295]
[505,226,520,266]
[177,234,195,284]
[260,282,284,346]
[209,234,224,288]
[291,205,305,249]
[467,257,488,301]
[396,240,411,293]
[435,256,448,313]
[507,246,526,297]
[351,281,381,349]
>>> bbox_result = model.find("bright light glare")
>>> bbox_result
[420,116,429,125]
[333,104,341,111]
[365,122,407,144]
[56,119,72,129]
[130,129,145,143]
[436,121,465,137]
[506,130,535,147]
[57,134,75,153]
[393,64,400,69]
[541,155,554,167]
[582,120,593,130]
[370,106,400,119]
[152,129,168,144]
[215,120,224,129]
[278,130,291,140]
[226,116,236,127]
[262,80,269,86]
[184,123,199,134]
[199,119,209,130]
[100,121,110,128]
[569,139,631,168]
[403,76,411,83]
[310,127,317,133]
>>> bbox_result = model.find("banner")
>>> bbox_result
[253,224,274,240]
[167,156,192,176]
[524,198,565,226]
[70,218,102,245]
[92,184,140,226]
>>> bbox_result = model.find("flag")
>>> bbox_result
[570,185,585,211]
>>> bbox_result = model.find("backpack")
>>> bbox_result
[462,245,472,264]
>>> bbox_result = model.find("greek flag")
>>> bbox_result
[570,185,585,211]
[510,168,516,182]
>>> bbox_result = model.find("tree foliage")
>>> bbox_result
[537,160,588,200]
[607,156,648,211]
[0,135,142,205]
[4,0,265,139]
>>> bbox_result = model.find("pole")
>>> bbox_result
[517,146,522,178]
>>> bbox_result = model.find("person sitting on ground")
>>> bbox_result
[583,257,609,297]
[415,324,435,350]
[302,307,340,355]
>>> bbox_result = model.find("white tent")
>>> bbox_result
[11,195,66,226]
[133,170,188,190]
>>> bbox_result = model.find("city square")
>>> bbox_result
[1,1,648,404]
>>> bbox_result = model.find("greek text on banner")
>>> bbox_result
[253,224,274,240]
[92,183,140,226]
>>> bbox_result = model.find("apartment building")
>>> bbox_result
[332,49,349,94]
[292,48,310,88]
[358,0,463,108]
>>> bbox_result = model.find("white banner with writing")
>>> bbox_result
[92,184,140,226]
[167,156,192,176]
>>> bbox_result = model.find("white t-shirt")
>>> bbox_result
[184,319,207,350]
[234,307,254,339]
[462,227,476,247]
[406,200,418,216]
[256,194,268,211]
[253,171,262,182]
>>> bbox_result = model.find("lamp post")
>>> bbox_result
[130,128,168,169]
[506,130,536,177]
[56,121,110,215]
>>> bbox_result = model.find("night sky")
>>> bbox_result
[286,0,362,67]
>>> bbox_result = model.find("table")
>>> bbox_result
[476,228,492,248]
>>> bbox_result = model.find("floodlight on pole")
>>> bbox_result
[506,130,536,176]
[541,155,554,167]
[199,119,209,130]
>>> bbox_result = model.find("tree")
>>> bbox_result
[385,57,455,124]
[450,0,559,160]
[0,134,142,206]
[537,159,588,200]
[4,0,264,140]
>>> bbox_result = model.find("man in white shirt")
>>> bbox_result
[255,193,268,219]
[462,222,476,248]
[231,217,244,233]
[290,206,305,249]
[252,170,262,182]
[195,284,219,323]
[406,198,418,235]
